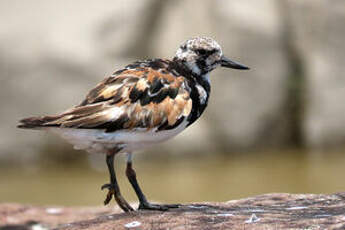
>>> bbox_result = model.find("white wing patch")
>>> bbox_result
[107,106,125,120]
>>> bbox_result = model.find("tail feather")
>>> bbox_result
[17,115,62,129]
[18,103,108,129]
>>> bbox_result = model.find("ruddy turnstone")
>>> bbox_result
[18,37,249,212]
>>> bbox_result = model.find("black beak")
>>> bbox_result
[220,56,249,70]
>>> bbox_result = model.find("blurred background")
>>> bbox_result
[1,0,344,206]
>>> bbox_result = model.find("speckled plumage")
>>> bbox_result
[18,58,208,154]
[18,37,249,212]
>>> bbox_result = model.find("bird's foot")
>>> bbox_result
[138,202,181,211]
[101,183,116,205]
[101,183,134,212]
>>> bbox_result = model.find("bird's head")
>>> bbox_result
[174,37,249,76]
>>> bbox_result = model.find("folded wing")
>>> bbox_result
[18,67,193,132]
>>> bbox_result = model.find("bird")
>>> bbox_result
[18,37,249,212]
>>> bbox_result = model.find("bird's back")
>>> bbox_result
[18,58,208,154]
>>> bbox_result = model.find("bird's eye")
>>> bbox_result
[196,49,207,55]
[180,44,187,50]
[209,49,217,54]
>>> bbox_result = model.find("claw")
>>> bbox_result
[101,183,115,205]
[101,183,116,190]
[164,204,181,208]
[104,191,113,205]
[138,202,181,211]
[101,183,134,212]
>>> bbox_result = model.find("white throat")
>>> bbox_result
[185,62,201,75]
[182,61,211,85]
[201,72,211,84]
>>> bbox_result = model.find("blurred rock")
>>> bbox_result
[151,0,289,152]
[285,0,345,149]
[0,0,152,162]
[1,0,345,164]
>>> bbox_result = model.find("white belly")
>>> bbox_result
[48,120,188,154]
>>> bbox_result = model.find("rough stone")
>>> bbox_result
[1,193,344,230]
[285,0,345,149]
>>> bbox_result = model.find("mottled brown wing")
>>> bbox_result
[28,67,193,132]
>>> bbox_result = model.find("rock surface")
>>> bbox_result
[1,193,344,230]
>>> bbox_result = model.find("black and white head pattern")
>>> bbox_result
[175,37,223,76]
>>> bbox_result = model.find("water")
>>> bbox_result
[0,150,344,206]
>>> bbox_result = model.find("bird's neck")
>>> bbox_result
[171,58,211,127]
[172,57,211,91]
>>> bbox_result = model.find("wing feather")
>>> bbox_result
[21,65,193,132]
